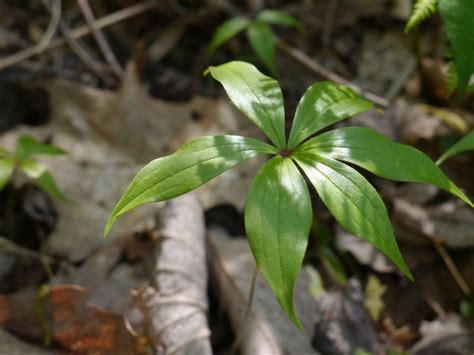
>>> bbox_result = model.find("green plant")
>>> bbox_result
[437,130,474,164]
[406,0,474,94]
[405,0,437,31]
[207,9,299,75]
[0,135,65,199]
[105,61,472,328]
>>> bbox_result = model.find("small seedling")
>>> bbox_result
[437,130,474,165]
[406,0,474,94]
[207,9,299,75]
[0,135,65,199]
[105,61,472,328]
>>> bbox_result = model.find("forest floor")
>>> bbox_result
[0,1,473,354]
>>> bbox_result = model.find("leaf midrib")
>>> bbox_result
[296,155,390,248]
[119,146,265,215]
[290,96,360,148]
[229,66,284,148]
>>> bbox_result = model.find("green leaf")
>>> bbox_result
[405,0,437,32]
[106,135,276,236]
[287,82,373,150]
[446,61,474,96]
[16,136,65,161]
[439,0,474,94]
[293,152,412,279]
[20,159,48,178]
[257,9,299,27]
[246,22,278,76]
[20,160,65,200]
[437,131,474,165]
[207,17,250,54]
[0,146,12,159]
[297,127,472,207]
[34,172,65,200]
[206,61,286,149]
[245,156,312,328]
[0,159,14,190]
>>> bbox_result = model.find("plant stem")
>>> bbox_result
[231,265,258,355]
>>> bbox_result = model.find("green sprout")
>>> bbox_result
[0,135,65,199]
[207,9,299,75]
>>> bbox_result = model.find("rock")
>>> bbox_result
[312,278,378,355]
[410,314,474,355]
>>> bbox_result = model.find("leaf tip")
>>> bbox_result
[275,288,305,331]
[103,216,115,239]
[396,258,414,282]
[285,302,305,331]
[203,67,212,77]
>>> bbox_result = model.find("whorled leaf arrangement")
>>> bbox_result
[105,61,473,329]
[207,9,299,76]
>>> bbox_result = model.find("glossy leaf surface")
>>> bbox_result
[206,61,286,149]
[293,152,412,279]
[296,127,472,206]
[245,156,312,328]
[106,135,276,236]
[287,82,373,150]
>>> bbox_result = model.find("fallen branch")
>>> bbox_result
[41,0,115,85]
[276,38,390,108]
[77,0,124,78]
[0,2,155,71]
[209,0,390,108]
[36,0,62,52]
[138,194,212,355]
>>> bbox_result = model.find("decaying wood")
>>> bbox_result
[139,194,212,355]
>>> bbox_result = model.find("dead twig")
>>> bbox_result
[41,0,116,85]
[276,38,390,108]
[432,238,472,296]
[208,0,390,107]
[0,236,53,264]
[0,3,155,72]
[0,0,61,69]
[0,236,54,279]
[139,194,212,354]
[77,0,124,78]
[146,21,187,64]
[36,0,62,52]
[230,265,258,355]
